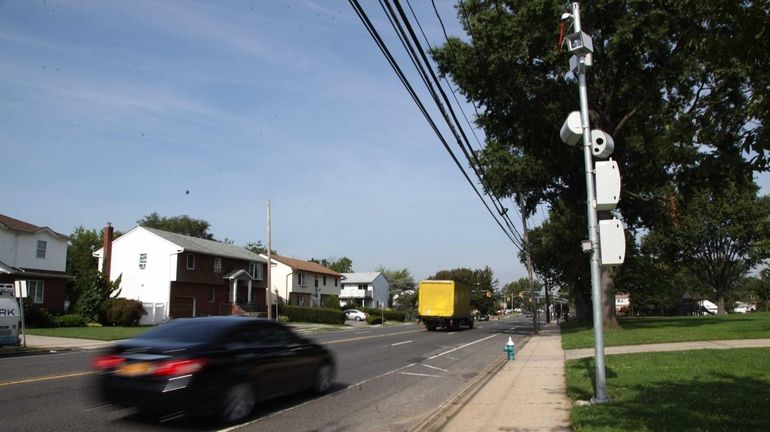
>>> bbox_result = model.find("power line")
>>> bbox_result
[348,0,521,248]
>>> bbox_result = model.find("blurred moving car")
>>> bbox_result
[477,314,490,321]
[344,309,367,321]
[92,316,334,423]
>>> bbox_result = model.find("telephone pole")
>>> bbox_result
[266,201,273,320]
[520,194,537,334]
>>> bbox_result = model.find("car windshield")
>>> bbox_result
[135,319,235,343]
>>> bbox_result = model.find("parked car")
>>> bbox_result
[477,313,490,321]
[344,309,367,321]
[92,316,335,423]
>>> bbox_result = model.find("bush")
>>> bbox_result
[366,315,383,325]
[284,306,345,325]
[23,303,56,328]
[104,299,146,327]
[322,295,342,309]
[362,308,406,322]
[56,314,87,327]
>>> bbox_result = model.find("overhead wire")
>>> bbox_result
[348,0,521,248]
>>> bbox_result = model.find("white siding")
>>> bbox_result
[264,256,342,305]
[96,227,181,315]
[270,260,293,302]
[0,229,67,271]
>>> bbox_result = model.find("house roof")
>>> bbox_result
[268,255,341,277]
[341,272,383,284]
[0,213,70,239]
[141,227,267,263]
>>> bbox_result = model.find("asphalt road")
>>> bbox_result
[0,317,532,431]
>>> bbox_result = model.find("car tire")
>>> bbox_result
[220,383,256,424]
[313,363,333,394]
[355,316,362,321]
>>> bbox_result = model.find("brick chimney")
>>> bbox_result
[102,222,114,283]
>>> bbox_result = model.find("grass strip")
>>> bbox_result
[566,348,770,431]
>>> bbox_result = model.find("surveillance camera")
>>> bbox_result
[590,129,615,158]
[565,31,593,55]
[560,111,582,145]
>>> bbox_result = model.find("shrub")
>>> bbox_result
[362,308,406,322]
[104,299,146,327]
[56,314,87,327]
[284,306,345,325]
[23,303,56,328]
[322,295,342,309]
[366,315,383,325]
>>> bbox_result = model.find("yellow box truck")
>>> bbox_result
[418,280,474,331]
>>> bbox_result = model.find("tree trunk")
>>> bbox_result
[716,294,728,315]
[545,280,551,324]
[575,291,591,321]
[602,268,621,330]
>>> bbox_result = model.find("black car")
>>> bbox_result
[92,316,335,423]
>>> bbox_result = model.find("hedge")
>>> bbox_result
[362,308,406,322]
[284,305,345,325]
[56,314,87,327]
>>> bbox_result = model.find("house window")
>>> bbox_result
[358,284,367,291]
[335,278,338,287]
[298,272,306,286]
[27,280,44,304]
[139,253,147,269]
[214,257,222,273]
[249,262,263,280]
[323,276,327,286]
[186,254,195,270]
[36,240,47,258]
[314,276,319,288]
[208,287,215,303]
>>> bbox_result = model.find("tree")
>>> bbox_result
[645,184,770,314]
[432,1,770,321]
[376,266,417,309]
[310,257,353,273]
[76,273,122,322]
[137,212,214,239]
[244,240,277,255]
[66,226,102,310]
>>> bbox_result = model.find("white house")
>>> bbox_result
[0,213,71,313]
[94,226,268,324]
[262,254,341,307]
[340,272,390,308]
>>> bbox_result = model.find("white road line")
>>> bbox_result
[427,334,499,361]
[421,364,449,372]
[391,340,413,346]
[355,331,372,334]
[400,372,442,378]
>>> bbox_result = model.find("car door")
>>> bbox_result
[257,323,319,395]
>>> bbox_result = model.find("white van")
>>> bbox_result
[0,284,21,346]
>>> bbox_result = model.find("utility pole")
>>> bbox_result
[520,194,537,334]
[266,201,273,320]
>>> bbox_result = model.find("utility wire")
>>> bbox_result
[391,0,525,247]
[348,0,520,247]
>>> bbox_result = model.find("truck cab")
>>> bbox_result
[0,284,21,346]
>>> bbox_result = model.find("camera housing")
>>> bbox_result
[565,31,593,55]
[590,129,614,158]
[560,111,582,145]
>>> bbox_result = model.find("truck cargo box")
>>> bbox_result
[418,280,472,319]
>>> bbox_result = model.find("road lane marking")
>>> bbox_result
[400,372,441,378]
[391,340,412,346]
[355,331,372,334]
[427,334,498,361]
[0,370,94,387]
[324,329,423,345]
[421,364,448,372]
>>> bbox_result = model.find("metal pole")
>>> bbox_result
[520,194,537,334]
[266,201,273,320]
[571,1,608,404]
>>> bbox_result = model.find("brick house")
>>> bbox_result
[0,213,71,313]
[93,226,268,324]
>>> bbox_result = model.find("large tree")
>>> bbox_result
[428,267,498,314]
[137,212,214,239]
[432,0,770,322]
[310,257,353,273]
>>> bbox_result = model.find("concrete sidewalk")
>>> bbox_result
[19,334,115,350]
[422,323,571,432]
[565,337,770,360]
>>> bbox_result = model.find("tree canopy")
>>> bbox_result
[137,212,214,239]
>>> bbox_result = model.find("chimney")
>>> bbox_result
[103,223,114,283]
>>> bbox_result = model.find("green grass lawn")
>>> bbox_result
[561,312,770,350]
[24,326,151,340]
[566,348,770,431]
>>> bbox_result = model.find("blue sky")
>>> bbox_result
[1,0,540,285]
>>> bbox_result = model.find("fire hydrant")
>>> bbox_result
[504,337,515,360]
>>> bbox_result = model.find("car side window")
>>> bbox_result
[259,323,296,346]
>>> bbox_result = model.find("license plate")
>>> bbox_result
[116,362,153,376]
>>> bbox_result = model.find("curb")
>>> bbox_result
[0,347,75,359]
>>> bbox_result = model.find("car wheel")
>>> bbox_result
[313,363,333,394]
[220,383,256,424]
[355,316,363,321]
